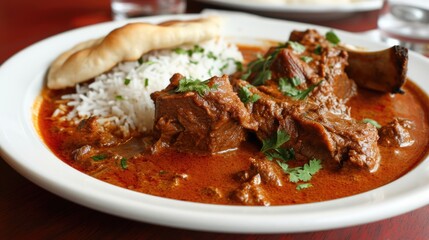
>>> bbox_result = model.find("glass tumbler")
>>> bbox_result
[111,0,186,20]
[377,0,429,56]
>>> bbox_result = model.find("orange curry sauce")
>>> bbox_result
[37,46,429,205]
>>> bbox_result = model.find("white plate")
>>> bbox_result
[197,0,383,20]
[1,11,429,233]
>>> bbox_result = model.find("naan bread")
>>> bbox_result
[47,17,221,89]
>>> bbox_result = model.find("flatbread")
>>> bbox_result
[47,17,221,89]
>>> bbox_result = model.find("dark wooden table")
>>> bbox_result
[1,0,428,238]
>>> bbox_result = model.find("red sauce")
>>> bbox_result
[36,48,429,206]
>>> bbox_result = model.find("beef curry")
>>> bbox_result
[37,29,429,206]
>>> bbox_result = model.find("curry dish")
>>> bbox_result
[37,24,429,206]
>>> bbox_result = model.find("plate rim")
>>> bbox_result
[0,11,429,233]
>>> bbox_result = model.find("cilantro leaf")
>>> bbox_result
[287,41,306,54]
[276,160,289,172]
[314,45,323,55]
[362,118,381,129]
[279,78,322,100]
[293,80,323,100]
[175,77,216,96]
[235,61,243,72]
[174,48,188,55]
[287,159,322,183]
[261,130,290,153]
[265,148,294,162]
[174,45,204,56]
[238,85,260,104]
[326,30,340,45]
[207,51,217,60]
[279,78,301,96]
[296,183,313,190]
[91,154,106,161]
[120,157,128,170]
[242,46,286,86]
[300,56,313,63]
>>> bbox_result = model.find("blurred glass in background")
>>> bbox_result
[111,0,186,20]
[378,0,429,56]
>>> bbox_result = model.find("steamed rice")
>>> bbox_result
[54,38,243,136]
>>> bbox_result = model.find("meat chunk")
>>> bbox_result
[294,108,380,171]
[379,118,414,147]
[287,29,357,103]
[233,79,381,171]
[236,29,381,172]
[151,74,256,154]
[235,157,284,187]
[230,174,271,206]
[73,117,123,147]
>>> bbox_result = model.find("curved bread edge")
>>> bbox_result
[47,17,222,89]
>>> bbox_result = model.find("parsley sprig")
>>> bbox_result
[175,77,217,96]
[238,85,260,104]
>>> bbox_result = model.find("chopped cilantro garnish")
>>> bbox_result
[144,78,149,87]
[242,46,286,86]
[235,61,243,72]
[175,45,205,56]
[175,77,217,96]
[286,159,322,183]
[192,45,204,54]
[279,77,301,96]
[300,56,313,63]
[261,130,295,162]
[120,157,128,170]
[363,118,381,129]
[261,130,290,153]
[207,51,217,60]
[287,41,306,54]
[296,183,313,190]
[279,78,322,100]
[174,48,188,55]
[326,30,340,45]
[124,78,131,85]
[265,147,295,162]
[91,155,106,161]
[293,81,323,100]
[314,45,322,55]
[220,62,229,72]
[290,76,302,86]
[190,60,199,65]
[238,85,260,104]
[115,95,124,100]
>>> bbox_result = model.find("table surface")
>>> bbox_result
[1,0,428,238]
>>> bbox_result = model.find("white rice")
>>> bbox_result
[54,38,243,136]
